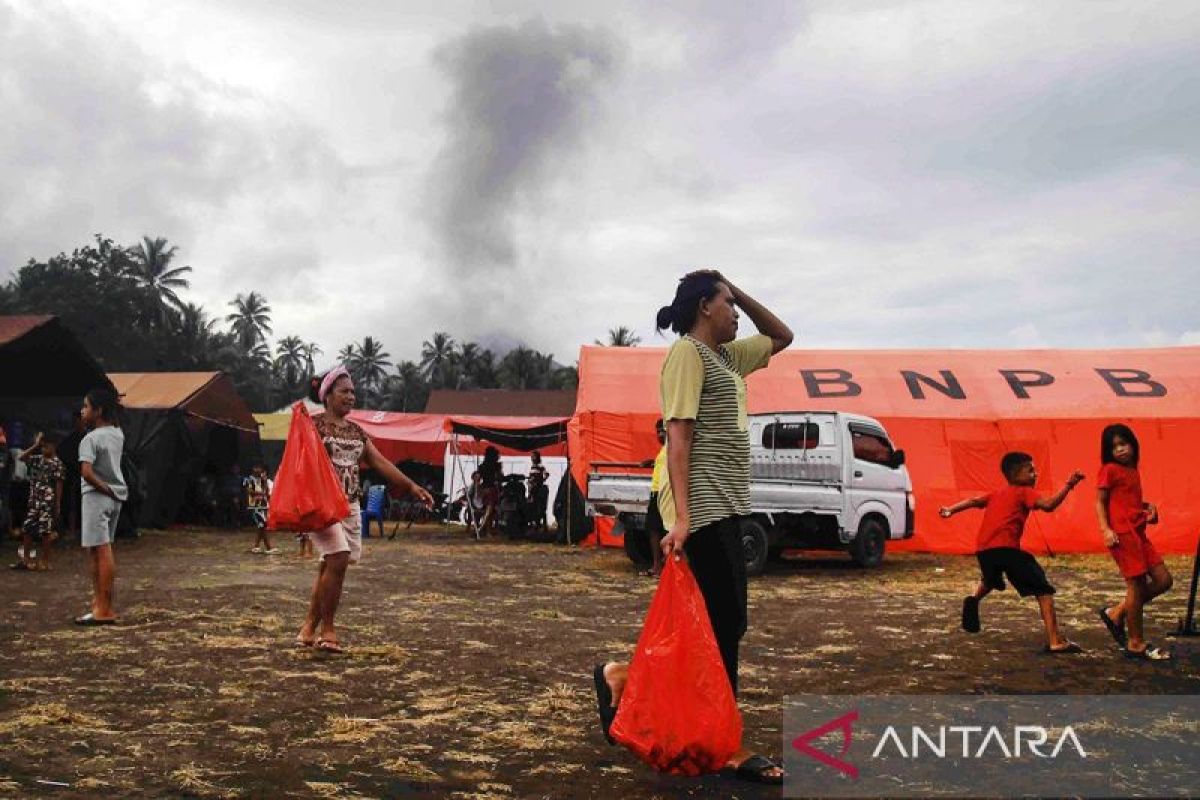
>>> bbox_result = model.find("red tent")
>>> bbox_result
[345,412,571,464]
[569,345,1200,554]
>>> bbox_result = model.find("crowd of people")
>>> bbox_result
[1,269,1182,785]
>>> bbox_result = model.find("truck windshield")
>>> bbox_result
[850,427,895,466]
[762,422,819,450]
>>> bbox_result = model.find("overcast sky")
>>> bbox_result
[2,0,1197,368]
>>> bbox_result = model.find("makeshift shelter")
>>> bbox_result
[570,345,1200,554]
[442,415,571,532]
[110,372,259,527]
[0,315,111,434]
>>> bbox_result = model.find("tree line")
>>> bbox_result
[0,235,642,412]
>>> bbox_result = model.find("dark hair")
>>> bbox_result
[85,387,122,423]
[40,432,60,446]
[655,272,723,335]
[1101,423,1140,467]
[531,450,542,463]
[307,375,323,404]
[1000,451,1033,481]
[484,445,499,461]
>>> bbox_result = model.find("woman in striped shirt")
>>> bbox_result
[596,269,793,784]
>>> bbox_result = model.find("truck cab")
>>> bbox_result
[588,411,913,575]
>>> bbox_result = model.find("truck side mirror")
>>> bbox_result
[889,449,906,469]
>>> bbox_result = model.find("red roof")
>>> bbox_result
[0,315,54,346]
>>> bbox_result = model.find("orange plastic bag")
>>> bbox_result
[266,403,351,531]
[609,558,743,775]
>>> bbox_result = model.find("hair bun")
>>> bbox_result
[655,305,675,331]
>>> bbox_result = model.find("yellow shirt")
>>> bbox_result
[657,334,773,531]
[649,446,668,493]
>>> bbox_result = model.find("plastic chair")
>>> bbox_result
[361,484,387,538]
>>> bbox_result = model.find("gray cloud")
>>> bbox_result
[425,19,620,275]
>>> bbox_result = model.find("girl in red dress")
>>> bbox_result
[1095,424,1173,660]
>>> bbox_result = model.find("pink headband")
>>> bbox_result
[318,366,352,402]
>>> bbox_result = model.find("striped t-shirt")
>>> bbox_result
[657,334,772,532]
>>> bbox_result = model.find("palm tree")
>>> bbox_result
[597,326,641,347]
[389,360,428,411]
[354,336,392,402]
[498,346,543,389]
[420,332,457,389]
[456,342,483,389]
[274,336,306,387]
[132,236,193,325]
[300,341,322,377]
[226,292,272,351]
[337,344,359,380]
[174,302,218,367]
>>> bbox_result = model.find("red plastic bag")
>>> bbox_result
[266,403,351,531]
[609,558,743,775]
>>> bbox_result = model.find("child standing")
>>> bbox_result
[245,463,277,554]
[76,388,127,626]
[14,432,63,571]
[1095,424,1173,661]
[940,452,1085,653]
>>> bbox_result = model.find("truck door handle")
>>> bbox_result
[854,470,863,478]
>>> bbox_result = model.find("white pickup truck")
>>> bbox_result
[587,411,914,575]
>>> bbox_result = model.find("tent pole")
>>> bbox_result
[1170,530,1200,638]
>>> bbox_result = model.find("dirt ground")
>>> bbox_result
[1,527,1197,799]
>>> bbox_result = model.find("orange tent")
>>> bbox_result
[569,345,1200,554]
[344,412,570,464]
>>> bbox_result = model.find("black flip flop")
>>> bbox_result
[74,613,116,626]
[722,754,785,785]
[1042,641,1084,654]
[961,596,981,633]
[10,562,29,570]
[1097,606,1127,647]
[592,664,617,745]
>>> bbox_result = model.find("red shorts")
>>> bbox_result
[1108,529,1163,579]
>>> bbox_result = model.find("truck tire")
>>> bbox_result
[621,519,652,570]
[740,519,770,577]
[850,517,887,568]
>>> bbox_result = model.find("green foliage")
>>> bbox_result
[2,234,580,412]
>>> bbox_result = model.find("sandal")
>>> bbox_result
[592,664,617,745]
[1124,645,1171,661]
[1043,641,1084,654]
[1097,606,1127,647]
[315,638,345,654]
[9,562,29,570]
[722,754,785,785]
[294,637,315,648]
[74,613,116,626]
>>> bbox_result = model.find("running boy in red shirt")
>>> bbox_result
[940,452,1085,653]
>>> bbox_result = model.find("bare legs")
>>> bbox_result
[87,544,116,620]
[297,552,351,646]
[1105,564,1173,652]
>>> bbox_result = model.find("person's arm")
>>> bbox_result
[697,270,793,354]
[1095,488,1118,547]
[18,433,43,462]
[363,439,433,508]
[1033,471,1084,511]
[660,419,695,559]
[81,462,119,501]
[939,496,988,518]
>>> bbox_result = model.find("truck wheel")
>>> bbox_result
[621,520,652,570]
[850,517,887,568]
[740,519,770,577]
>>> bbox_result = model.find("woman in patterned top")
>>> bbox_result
[13,431,64,571]
[295,366,434,654]
[594,270,793,785]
